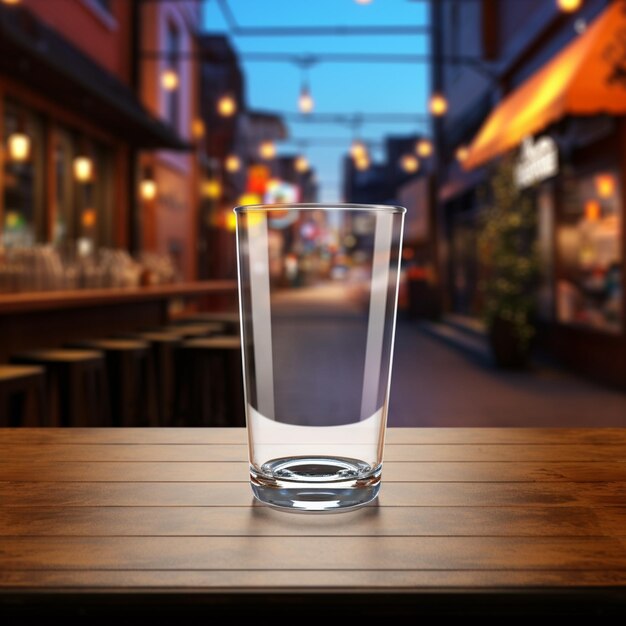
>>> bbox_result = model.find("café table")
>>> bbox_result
[1,427,626,616]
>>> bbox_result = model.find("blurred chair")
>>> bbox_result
[66,339,157,427]
[176,336,245,427]
[11,351,109,427]
[174,312,240,335]
[156,323,226,340]
[0,365,47,427]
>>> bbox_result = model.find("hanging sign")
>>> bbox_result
[514,136,558,189]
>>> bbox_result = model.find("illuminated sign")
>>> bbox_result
[514,136,558,189]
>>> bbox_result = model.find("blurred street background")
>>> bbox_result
[1,0,626,427]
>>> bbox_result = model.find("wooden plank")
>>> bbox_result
[2,505,625,538]
[3,569,626,589]
[3,428,626,446]
[2,536,626,570]
[1,480,626,507]
[3,461,626,482]
[3,442,626,462]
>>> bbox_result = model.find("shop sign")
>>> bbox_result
[514,136,558,189]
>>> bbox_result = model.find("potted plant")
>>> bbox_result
[478,158,539,368]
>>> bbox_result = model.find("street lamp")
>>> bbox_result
[298,85,315,114]
[259,140,276,160]
[225,154,241,173]
[557,0,582,12]
[7,133,30,162]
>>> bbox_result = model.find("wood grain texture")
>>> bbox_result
[1,427,626,617]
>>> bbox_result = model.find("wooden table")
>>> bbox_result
[1,427,626,616]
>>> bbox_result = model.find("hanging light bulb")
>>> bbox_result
[350,140,367,161]
[557,0,582,12]
[295,155,310,173]
[73,155,94,183]
[429,93,448,117]
[298,85,314,114]
[217,94,237,117]
[259,140,276,160]
[191,118,205,140]
[400,154,419,174]
[202,179,222,200]
[455,145,469,163]
[225,154,241,173]
[140,167,157,201]
[7,132,30,162]
[161,68,179,91]
[416,139,433,158]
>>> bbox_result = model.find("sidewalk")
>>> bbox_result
[388,320,626,427]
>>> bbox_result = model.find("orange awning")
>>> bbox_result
[464,1,626,170]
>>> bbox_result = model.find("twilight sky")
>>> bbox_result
[202,0,431,202]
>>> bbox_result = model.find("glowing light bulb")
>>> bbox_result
[557,0,582,12]
[259,140,276,160]
[225,155,241,173]
[455,145,469,163]
[202,179,222,199]
[191,118,205,139]
[416,139,433,158]
[350,140,367,160]
[161,69,179,91]
[295,155,310,173]
[73,156,94,182]
[595,174,616,199]
[298,87,314,114]
[400,154,419,173]
[355,156,370,171]
[140,179,157,201]
[217,95,237,117]
[7,133,30,162]
[429,93,448,117]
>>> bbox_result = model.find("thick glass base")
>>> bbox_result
[250,456,381,513]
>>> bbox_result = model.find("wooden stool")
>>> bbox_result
[175,311,240,335]
[177,336,244,427]
[0,365,47,427]
[11,351,109,427]
[67,340,157,427]
[113,332,181,426]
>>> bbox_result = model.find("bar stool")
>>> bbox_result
[11,351,109,427]
[67,340,157,427]
[113,331,181,426]
[177,336,244,427]
[0,365,47,427]
[175,312,240,335]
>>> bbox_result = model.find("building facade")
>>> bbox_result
[431,0,626,386]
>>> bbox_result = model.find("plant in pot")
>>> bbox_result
[478,157,539,368]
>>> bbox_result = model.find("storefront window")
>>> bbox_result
[556,170,622,333]
[2,102,45,247]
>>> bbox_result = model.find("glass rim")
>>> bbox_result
[233,202,406,214]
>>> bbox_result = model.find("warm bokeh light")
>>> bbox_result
[354,155,370,171]
[160,69,179,91]
[455,145,469,163]
[225,154,241,173]
[595,174,616,199]
[217,94,237,117]
[259,140,276,159]
[416,139,433,158]
[7,132,30,162]
[295,155,310,173]
[73,156,94,182]
[557,0,582,13]
[298,87,314,114]
[140,179,157,201]
[429,93,448,116]
[81,209,97,228]
[225,211,237,231]
[350,140,367,160]
[400,154,419,173]
[191,118,205,139]
[585,199,601,221]
[237,193,262,209]
[1,0,21,5]
[202,179,222,199]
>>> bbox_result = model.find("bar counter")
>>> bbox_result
[1,427,626,617]
[0,281,237,362]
